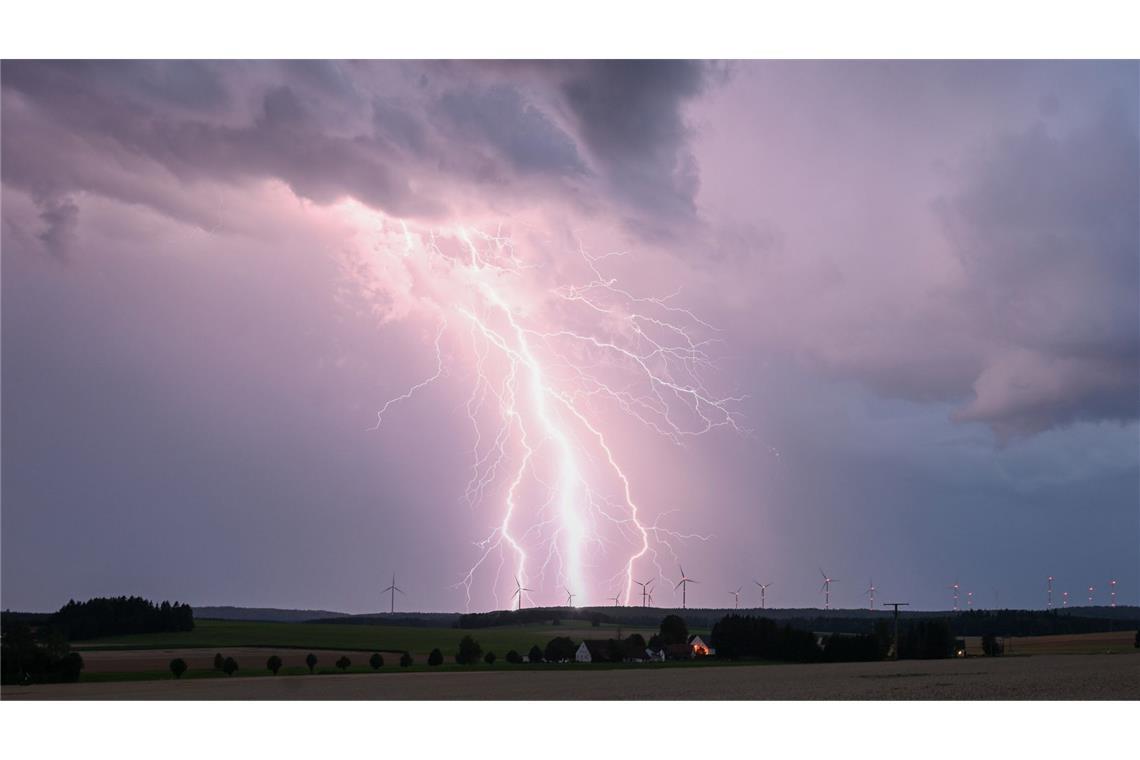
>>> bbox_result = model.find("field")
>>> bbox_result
[71,618,660,660]
[6,652,1138,700]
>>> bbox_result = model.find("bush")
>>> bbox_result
[400,652,413,667]
[266,655,283,674]
[336,656,351,671]
[222,657,238,676]
[456,635,483,665]
[305,653,317,673]
[505,649,522,664]
[170,658,187,679]
[528,645,544,664]
[213,652,225,671]
[0,622,86,684]
[428,648,444,666]
[484,651,497,665]
[1134,630,1139,649]
[369,653,384,670]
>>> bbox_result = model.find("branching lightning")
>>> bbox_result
[349,206,744,610]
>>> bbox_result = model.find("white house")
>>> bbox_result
[575,641,592,662]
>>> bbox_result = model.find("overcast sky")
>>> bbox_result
[2,61,1137,613]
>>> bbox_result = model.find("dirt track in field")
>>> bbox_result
[5,652,1138,700]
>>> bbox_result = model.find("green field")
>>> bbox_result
[73,618,663,656]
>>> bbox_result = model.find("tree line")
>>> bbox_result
[52,596,194,640]
[710,614,959,662]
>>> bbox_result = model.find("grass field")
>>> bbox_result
[72,618,662,658]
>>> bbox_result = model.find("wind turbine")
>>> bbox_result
[819,569,838,610]
[564,586,575,607]
[675,565,698,609]
[947,580,961,612]
[1062,591,1069,607]
[608,592,622,606]
[1087,585,1095,605]
[634,578,655,608]
[1109,578,1117,608]
[729,586,742,610]
[865,579,876,611]
[754,581,772,610]
[966,590,973,608]
[646,586,655,607]
[512,576,534,611]
[381,573,405,614]
[1047,576,1054,609]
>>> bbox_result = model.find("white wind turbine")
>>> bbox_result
[865,579,876,611]
[381,573,405,614]
[754,580,772,610]
[729,586,742,610]
[675,565,698,610]
[819,569,839,610]
[512,576,534,611]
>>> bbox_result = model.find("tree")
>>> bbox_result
[982,633,1004,657]
[528,645,544,663]
[505,649,522,664]
[169,658,187,679]
[222,657,238,676]
[305,653,317,673]
[213,652,225,671]
[400,652,413,667]
[659,614,689,646]
[1134,630,1139,648]
[336,656,351,671]
[544,636,577,663]
[428,648,444,666]
[484,651,497,665]
[456,635,483,665]
[369,653,384,670]
[267,655,283,674]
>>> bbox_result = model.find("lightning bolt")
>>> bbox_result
[349,205,743,611]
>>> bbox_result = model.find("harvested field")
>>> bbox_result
[5,652,1138,700]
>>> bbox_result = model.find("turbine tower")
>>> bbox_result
[754,581,772,610]
[1062,591,1069,607]
[947,580,961,612]
[675,565,698,610]
[966,590,973,608]
[729,586,742,610]
[865,579,876,612]
[512,576,534,611]
[381,573,405,614]
[1087,585,1095,605]
[819,569,838,610]
[608,592,622,606]
[1109,578,1117,608]
[1047,575,1054,609]
[564,586,575,607]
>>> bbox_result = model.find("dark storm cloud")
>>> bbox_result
[556,60,709,227]
[938,99,1140,437]
[1,60,717,258]
[437,85,585,174]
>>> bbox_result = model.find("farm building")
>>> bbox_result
[576,639,653,663]
[689,635,714,656]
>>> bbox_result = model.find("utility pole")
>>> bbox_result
[882,602,909,660]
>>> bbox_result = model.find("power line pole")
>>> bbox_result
[882,602,909,660]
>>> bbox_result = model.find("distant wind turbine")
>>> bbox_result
[512,576,534,611]
[1109,578,1117,608]
[819,569,838,610]
[729,586,742,610]
[608,592,622,606]
[947,580,961,612]
[1047,575,1054,609]
[1062,591,1069,607]
[1087,585,1095,605]
[675,565,698,610]
[381,573,405,614]
[865,579,876,611]
[634,578,655,608]
[754,580,772,610]
[564,586,575,607]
